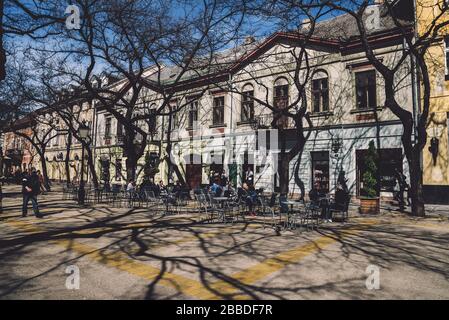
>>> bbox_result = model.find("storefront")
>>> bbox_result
[356,148,403,198]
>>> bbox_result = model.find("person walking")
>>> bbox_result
[22,168,43,218]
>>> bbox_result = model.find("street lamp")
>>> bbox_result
[77,122,90,205]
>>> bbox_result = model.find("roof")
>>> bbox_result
[157,4,414,86]
[5,2,415,126]
[297,4,413,41]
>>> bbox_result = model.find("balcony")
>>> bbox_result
[253,114,295,130]
[5,149,24,162]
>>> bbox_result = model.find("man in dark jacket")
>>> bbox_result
[22,168,43,218]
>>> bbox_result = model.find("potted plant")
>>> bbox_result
[360,141,380,214]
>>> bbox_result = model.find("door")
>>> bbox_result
[311,151,330,194]
[186,164,202,189]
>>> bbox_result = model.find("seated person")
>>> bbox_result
[126,180,136,193]
[308,182,321,206]
[245,184,257,216]
[333,185,348,210]
[158,180,166,193]
[210,180,223,197]
[223,182,235,198]
[326,184,349,222]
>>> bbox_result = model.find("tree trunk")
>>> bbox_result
[277,127,290,196]
[0,147,3,213]
[39,150,51,191]
[85,146,99,189]
[279,154,290,196]
[164,112,186,185]
[164,141,186,185]
[408,153,425,217]
[125,156,137,182]
[0,0,6,81]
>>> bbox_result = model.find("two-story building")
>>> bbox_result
[142,1,416,199]
[3,0,420,202]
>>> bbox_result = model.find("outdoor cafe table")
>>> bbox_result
[213,197,229,205]
[281,200,303,230]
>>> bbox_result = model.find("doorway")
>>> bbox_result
[311,151,330,194]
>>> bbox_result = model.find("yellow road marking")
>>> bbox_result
[4,219,222,299]
[201,225,372,299]
[3,216,375,300]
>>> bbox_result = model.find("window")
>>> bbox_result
[355,70,377,109]
[241,84,254,122]
[148,105,157,132]
[213,96,225,125]
[311,72,329,113]
[169,103,178,130]
[116,123,124,144]
[115,159,122,181]
[105,117,112,138]
[445,37,449,80]
[188,100,198,128]
[274,85,289,107]
[54,133,60,146]
[274,78,289,128]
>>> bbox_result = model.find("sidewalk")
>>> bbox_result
[2,183,448,222]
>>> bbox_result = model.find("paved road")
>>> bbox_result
[0,186,448,299]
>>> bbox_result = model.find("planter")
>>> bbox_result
[359,197,380,215]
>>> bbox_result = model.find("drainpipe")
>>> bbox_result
[229,73,234,177]
[408,24,420,143]
[411,0,422,166]
[91,98,98,184]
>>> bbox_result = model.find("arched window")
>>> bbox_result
[241,83,254,122]
[148,103,157,132]
[274,77,289,107]
[187,98,199,129]
[311,70,329,113]
[273,77,289,128]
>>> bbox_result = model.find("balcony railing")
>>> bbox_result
[6,149,24,157]
[254,113,295,130]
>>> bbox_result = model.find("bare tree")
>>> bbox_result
[211,2,331,197]
[29,0,247,183]
[324,0,449,216]
[11,112,66,191]
[1,0,65,80]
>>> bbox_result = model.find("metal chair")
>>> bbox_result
[303,202,322,231]
[195,194,215,223]
[262,193,283,231]
[329,197,350,222]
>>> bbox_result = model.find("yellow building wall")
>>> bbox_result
[418,0,449,185]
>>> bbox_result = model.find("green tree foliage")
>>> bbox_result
[362,140,378,198]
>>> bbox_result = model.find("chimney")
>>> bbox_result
[244,36,255,45]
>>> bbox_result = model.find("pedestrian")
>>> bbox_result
[245,183,257,216]
[22,168,43,218]
[245,167,254,185]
